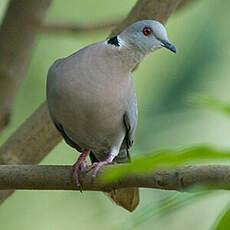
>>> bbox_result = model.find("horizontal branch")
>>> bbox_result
[40,19,120,34]
[36,0,198,35]
[0,165,230,191]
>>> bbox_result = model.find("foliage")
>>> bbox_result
[211,203,230,230]
[188,94,230,116]
[104,145,230,182]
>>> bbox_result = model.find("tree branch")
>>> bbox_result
[0,102,62,204]
[0,0,52,131]
[40,0,184,36]
[110,0,182,37]
[35,0,199,35]
[0,165,229,191]
[0,103,61,165]
[40,19,120,34]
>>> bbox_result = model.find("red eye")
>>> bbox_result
[142,27,152,36]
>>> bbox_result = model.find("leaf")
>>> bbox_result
[103,146,230,182]
[187,94,230,116]
[211,203,230,230]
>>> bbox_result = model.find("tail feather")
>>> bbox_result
[90,151,140,212]
[104,188,139,212]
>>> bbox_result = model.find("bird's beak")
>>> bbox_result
[160,40,177,53]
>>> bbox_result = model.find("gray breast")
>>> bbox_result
[47,42,132,157]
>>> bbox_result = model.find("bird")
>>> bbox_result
[46,20,176,212]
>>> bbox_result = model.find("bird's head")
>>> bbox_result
[119,20,177,54]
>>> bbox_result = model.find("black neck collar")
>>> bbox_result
[107,36,120,47]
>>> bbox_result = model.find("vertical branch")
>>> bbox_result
[0,0,52,131]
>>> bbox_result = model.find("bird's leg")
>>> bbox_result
[88,154,115,177]
[71,149,90,189]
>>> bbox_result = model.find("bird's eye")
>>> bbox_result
[142,27,152,36]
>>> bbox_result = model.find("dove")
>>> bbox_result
[47,20,176,211]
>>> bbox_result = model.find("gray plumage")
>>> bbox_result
[47,42,137,162]
[47,20,176,211]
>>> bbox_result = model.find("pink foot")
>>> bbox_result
[71,149,90,190]
[88,154,114,177]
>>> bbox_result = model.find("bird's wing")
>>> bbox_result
[54,121,83,153]
[124,92,138,149]
[115,77,138,163]
[47,59,83,153]
[89,95,138,163]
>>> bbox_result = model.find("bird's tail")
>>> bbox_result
[90,151,139,212]
[104,187,139,212]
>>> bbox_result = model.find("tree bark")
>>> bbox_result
[0,103,61,166]
[110,0,182,37]
[0,0,52,131]
[0,103,62,204]
[0,165,229,191]
[39,0,198,35]
[40,19,120,34]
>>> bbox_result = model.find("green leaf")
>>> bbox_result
[103,146,230,182]
[188,94,230,116]
[211,203,230,230]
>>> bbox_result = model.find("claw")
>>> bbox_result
[71,152,115,187]
[92,161,110,177]
[88,153,114,178]
[76,182,83,193]
[70,149,90,191]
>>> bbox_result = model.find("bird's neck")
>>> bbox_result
[106,35,147,72]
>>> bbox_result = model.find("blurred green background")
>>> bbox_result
[1,0,230,229]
